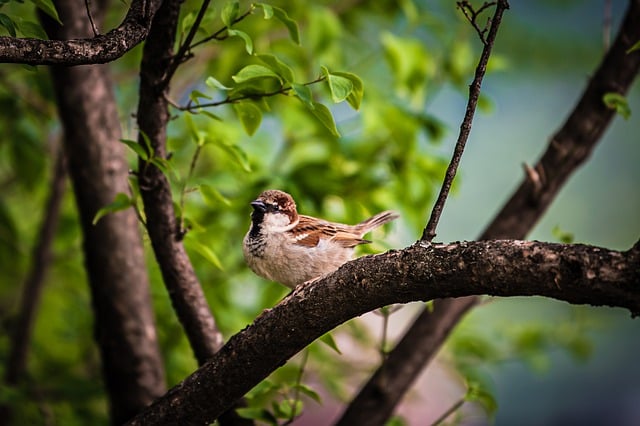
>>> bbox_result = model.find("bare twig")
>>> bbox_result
[603,0,612,49]
[430,396,465,426]
[421,0,509,242]
[457,1,497,44]
[84,0,99,36]
[164,4,256,85]
[163,0,212,85]
[341,2,640,424]
[189,7,256,50]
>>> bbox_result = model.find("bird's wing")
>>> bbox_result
[291,216,370,248]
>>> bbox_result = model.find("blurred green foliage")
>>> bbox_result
[0,0,624,424]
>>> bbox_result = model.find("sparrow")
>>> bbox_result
[243,189,398,288]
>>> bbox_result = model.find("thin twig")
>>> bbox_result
[189,7,256,50]
[164,4,255,85]
[178,144,203,235]
[171,76,326,111]
[430,397,465,426]
[457,1,497,44]
[421,0,509,242]
[163,0,212,85]
[285,349,309,425]
[84,0,99,36]
[603,0,612,50]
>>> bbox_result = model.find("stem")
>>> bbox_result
[430,397,465,426]
[179,144,203,235]
[287,350,309,424]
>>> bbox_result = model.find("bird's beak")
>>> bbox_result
[250,199,267,212]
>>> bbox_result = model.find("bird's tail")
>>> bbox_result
[355,210,399,236]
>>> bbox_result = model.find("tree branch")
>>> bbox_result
[339,0,640,423]
[136,0,224,364]
[0,147,66,423]
[0,0,161,65]
[39,0,168,421]
[127,240,640,425]
[421,0,509,242]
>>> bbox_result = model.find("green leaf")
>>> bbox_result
[233,102,262,136]
[271,399,303,419]
[200,110,223,121]
[189,89,212,104]
[29,0,62,24]
[228,29,253,54]
[319,332,341,354]
[17,20,48,39]
[626,39,640,54]
[256,3,273,19]
[232,64,283,84]
[603,92,631,119]
[256,54,295,83]
[221,144,252,172]
[139,131,154,159]
[92,193,134,225]
[119,139,149,161]
[466,381,498,416]
[221,0,239,27]
[181,11,196,35]
[309,102,340,137]
[551,224,574,244]
[236,407,278,425]
[184,113,205,145]
[199,184,232,207]
[294,384,322,403]
[321,67,354,103]
[292,83,313,107]
[270,5,300,44]
[185,238,223,270]
[385,416,408,426]
[205,76,233,91]
[332,71,364,110]
[0,14,17,37]
[150,157,176,179]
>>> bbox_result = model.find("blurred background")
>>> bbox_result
[0,0,638,424]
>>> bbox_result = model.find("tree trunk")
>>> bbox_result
[41,0,167,422]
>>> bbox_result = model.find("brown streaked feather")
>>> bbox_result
[290,214,390,248]
[354,210,399,235]
[332,233,371,248]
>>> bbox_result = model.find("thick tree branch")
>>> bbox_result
[128,240,640,425]
[340,0,640,423]
[136,0,223,364]
[0,0,161,65]
[39,0,168,421]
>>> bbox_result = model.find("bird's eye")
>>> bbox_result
[273,204,280,211]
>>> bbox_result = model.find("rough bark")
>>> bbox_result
[127,240,640,425]
[41,0,166,422]
[136,0,224,365]
[337,1,640,424]
[0,0,162,65]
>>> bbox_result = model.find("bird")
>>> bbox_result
[243,189,398,288]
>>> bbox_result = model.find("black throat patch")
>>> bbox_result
[249,209,264,238]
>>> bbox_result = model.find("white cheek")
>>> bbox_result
[263,212,294,232]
